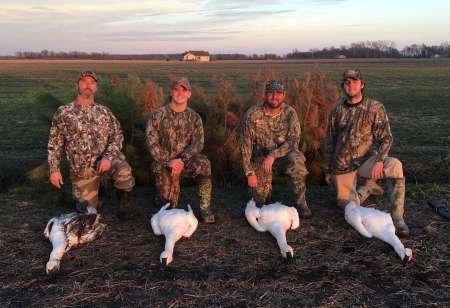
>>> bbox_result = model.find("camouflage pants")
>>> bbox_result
[152,153,212,210]
[252,151,309,205]
[334,155,403,207]
[71,157,135,209]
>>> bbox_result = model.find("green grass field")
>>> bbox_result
[0,58,449,188]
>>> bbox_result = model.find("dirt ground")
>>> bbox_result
[1,183,449,307]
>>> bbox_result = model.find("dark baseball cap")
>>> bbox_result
[342,69,363,81]
[172,77,192,91]
[265,79,284,92]
[78,71,97,82]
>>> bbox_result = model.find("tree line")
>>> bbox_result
[9,41,450,60]
[286,41,450,59]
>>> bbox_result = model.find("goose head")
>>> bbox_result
[401,248,413,266]
[281,245,294,259]
[160,251,173,266]
[46,260,61,276]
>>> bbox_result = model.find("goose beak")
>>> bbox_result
[46,263,60,276]
[401,248,413,266]
[161,257,168,266]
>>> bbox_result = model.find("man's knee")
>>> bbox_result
[187,154,211,177]
[112,160,135,191]
[285,151,308,177]
[253,187,271,204]
[384,157,403,178]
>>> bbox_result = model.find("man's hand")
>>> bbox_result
[247,174,258,188]
[262,155,275,173]
[50,171,64,189]
[325,173,334,186]
[167,159,185,177]
[97,158,112,175]
[371,161,384,180]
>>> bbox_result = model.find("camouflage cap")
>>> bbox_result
[78,71,97,82]
[342,69,363,81]
[265,79,284,92]
[172,77,192,91]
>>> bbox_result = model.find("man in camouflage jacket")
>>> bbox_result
[48,71,135,219]
[323,69,409,237]
[146,77,215,223]
[240,80,311,218]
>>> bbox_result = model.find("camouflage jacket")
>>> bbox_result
[48,101,124,178]
[146,105,204,164]
[322,97,393,174]
[240,103,301,175]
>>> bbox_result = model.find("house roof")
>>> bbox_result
[183,50,210,56]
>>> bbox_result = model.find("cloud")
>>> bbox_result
[94,29,241,42]
[206,9,295,18]
[205,0,281,9]
[342,24,361,28]
[101,36,230,42]
[31,6,53,11]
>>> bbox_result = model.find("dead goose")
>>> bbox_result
[150,203,198,266]
[345,201,413,265]
[43,211,106,275]
[245,199,300,258]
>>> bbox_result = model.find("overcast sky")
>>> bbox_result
[1,0,449,55]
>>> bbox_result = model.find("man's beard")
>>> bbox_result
[79,89,94,99]
[265,101,282,109]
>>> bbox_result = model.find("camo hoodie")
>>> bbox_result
[48,101,124,178]
[322,97,393,174]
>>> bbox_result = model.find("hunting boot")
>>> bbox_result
[116,189,132,221]
[386,178,409,237]
[199,176,215,224]
[293,177,312,218]
[357,178,384,204]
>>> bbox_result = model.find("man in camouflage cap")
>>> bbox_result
[240,80,311,218]
[48,71,135,219]
[146,77,215,223]
[323,69,409,237]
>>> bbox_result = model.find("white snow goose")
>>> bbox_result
[344,201,413,265]
[150,203,198,266]
[43,212,106,275]
[245,199,300,258]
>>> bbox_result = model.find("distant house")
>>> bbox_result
[182,51,210,62]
